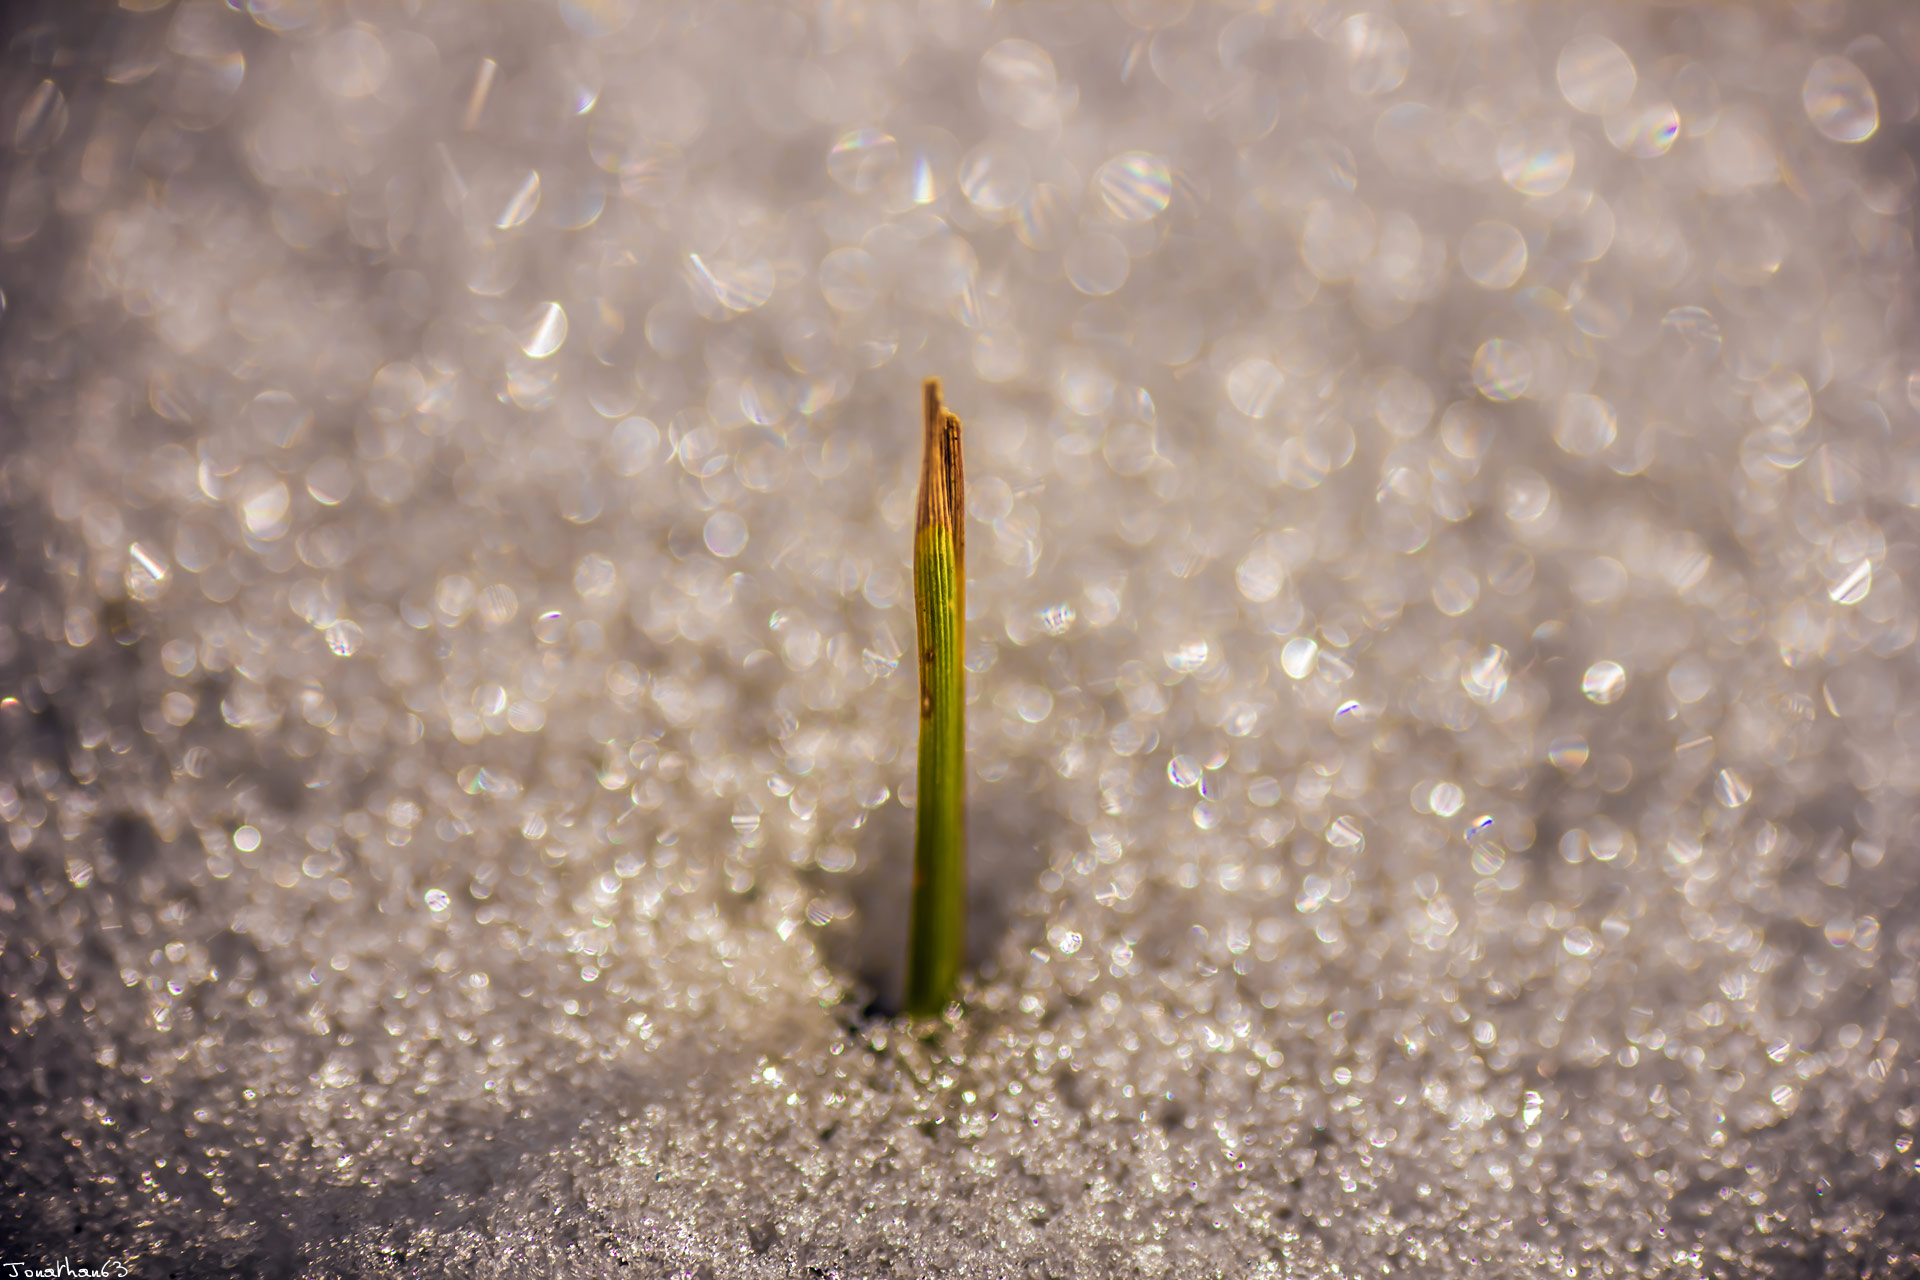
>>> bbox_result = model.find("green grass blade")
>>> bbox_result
[906,377,965,1018]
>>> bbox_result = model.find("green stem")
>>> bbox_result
[906,377,965,1018]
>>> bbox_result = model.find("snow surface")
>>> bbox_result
[2,2,1919,1276]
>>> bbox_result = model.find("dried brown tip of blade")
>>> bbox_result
[917,383,963,541]
[923,377,943,436]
